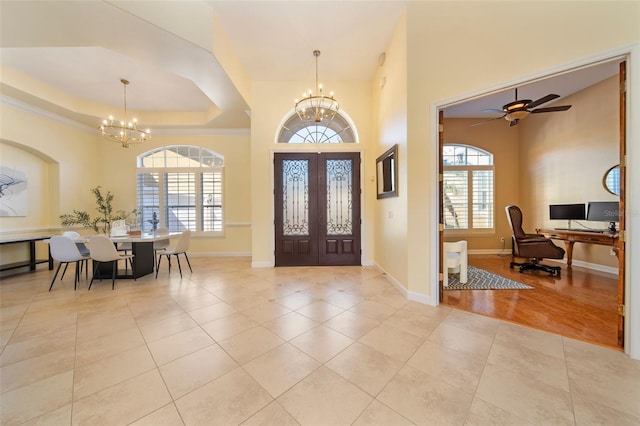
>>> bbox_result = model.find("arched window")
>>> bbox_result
[277,111,357,143]
[137,146,223,233]
[443,144,494,230]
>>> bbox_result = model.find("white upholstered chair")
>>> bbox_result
[61,230,90,279]
[153,227,170,269]
[156,230,192,278]
[62,230,90,256]
[443,240,468,287]
[48,236,90,291]
[89,234,135,290]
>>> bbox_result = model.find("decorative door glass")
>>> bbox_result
[282,159,309,236]
[326,159,353,235]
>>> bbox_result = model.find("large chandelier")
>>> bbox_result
[99,78,151,148]
[294,50,340,123]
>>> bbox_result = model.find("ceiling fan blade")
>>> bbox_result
[482,108,507,114]
[531,105,572,113]
[525,94,560,109]
[471,116,505,127]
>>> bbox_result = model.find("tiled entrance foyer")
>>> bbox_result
[1,257,639,425]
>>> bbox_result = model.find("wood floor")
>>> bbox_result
[442,254,620,349]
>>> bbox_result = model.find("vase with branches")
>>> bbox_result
[60,186,136,234]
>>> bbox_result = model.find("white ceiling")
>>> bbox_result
[0,1,620,132]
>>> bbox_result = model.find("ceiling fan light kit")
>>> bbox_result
[475,88,572,127]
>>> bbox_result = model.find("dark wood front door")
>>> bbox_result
[274,152,361,266]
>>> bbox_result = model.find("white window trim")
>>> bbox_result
[443,145,495,233]
[136,144,225,236]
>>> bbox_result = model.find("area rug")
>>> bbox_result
[445,266,534,290]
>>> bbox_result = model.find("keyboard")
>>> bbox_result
[553,228,606,233]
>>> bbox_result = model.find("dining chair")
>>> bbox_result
[443,240,468,287]
[89,234,135,290]
[48,236,91,291]
[156,230,192,278]
[62,230,91,278]
[153,227,170,270]
[62,230,90,255]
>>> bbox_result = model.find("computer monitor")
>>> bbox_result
[586,201,619,232]
[549,203,585,229]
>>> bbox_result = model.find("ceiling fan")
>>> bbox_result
[475,88,572,127]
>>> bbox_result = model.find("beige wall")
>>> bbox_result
[250,80,374,267]
[0,103,253,261]
[0,103,98,227]
[443,118,520,250]
[520,76,619,268]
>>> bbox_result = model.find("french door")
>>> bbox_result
[274,152,361,266]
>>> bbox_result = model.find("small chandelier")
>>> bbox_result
[99,78,151,148]
[294,50,340,124]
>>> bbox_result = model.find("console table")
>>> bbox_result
[0,235,53,272]
[536,228,619,266]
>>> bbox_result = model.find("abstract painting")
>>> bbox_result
[0,166,28,216]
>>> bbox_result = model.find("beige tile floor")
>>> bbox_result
[1,257,639,425]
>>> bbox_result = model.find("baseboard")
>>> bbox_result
[374,263,435,306]
[469,249,618,275]
[468,249,507,255]
[251,261,274,268]
[562,259,618,275]
[192,252,251,257]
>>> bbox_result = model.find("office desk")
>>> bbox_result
[73,233,180,279]
[536,228,619,266]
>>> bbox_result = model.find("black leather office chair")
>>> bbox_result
[505,205,565,276]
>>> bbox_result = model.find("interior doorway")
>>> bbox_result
[437,58,626,348]
[274,152,361,267]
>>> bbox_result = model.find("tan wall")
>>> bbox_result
[403,1,638,298]
[93,132,252,255]
[442,76,618,270]
[372,10,408,284]
[519,76,619,268]
[443,118,520,250]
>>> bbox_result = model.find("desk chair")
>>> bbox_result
[505,205,565,276]
[443,240,468,287]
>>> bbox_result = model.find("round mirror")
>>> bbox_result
[603,165,620,196]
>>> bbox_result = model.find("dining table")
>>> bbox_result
[71,232,182,279]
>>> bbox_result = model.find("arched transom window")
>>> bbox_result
[277,112,357,143]
[137,146,223,233]
[443,144,494,230]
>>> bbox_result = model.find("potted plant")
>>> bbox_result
[60,186,136,234]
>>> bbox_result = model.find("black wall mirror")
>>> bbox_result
[603,164,620,196]
[376,144,398,199]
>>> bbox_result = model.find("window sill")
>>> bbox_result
[444,229,495,237]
